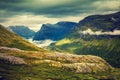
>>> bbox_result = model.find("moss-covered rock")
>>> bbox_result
[34,53,113,73]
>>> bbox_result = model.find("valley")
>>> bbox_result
[0,10,120,80]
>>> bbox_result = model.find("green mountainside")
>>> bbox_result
[0,24,42,51]
[0,24,119,80]
[49,12,120,68]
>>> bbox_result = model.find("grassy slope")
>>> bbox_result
[0,48,120,80]
[50,37,120,67]
[0,24,120,80]
[0,24,42,51]
[1,62,120,80]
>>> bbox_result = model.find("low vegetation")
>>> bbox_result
[0,47,120,80]
[50,37,120,68]
[0,24,42,51]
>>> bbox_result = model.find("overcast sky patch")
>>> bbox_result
[0,0,120,31]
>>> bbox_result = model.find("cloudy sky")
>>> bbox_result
[0,0,120,31]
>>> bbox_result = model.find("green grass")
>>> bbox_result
[0,25,42,51]
[0,61,120,80]
[0,48,119,80]
[50,38,120,68]
[0,24,120,80]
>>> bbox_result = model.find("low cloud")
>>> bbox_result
[93,0,120,11]
[0,0,120,20]
[27,39,56,47]
[80,29,120,35]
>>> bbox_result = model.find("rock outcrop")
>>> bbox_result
[0,47,112,73]
[0,53,26,65]
[34,53,112,73]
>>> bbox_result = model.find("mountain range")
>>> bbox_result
[49,11,120,68]
[0,24,116,80]
[33,21,77,41]
[0,12,120,79]
[6,12,120,68]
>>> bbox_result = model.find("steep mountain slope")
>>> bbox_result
[77,12,120,31]
[0,24,42,51]
[8,26,36,39]
[33,21,77,41]
[49,12,120,67]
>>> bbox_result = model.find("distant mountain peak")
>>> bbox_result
[33,21,78,41]
[8,25,36,39]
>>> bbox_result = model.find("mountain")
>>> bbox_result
[8,26,36,39]
[77,11,120,31]
[0,25,120,80]
[49,12,120,67]
[33,21,77,41]
[0,24,42,51]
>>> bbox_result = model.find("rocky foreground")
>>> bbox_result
[37,53,113,73]
[0,47,112,73]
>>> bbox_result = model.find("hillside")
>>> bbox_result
[0,24,120,80]
[33,21,77,41]
[0,47,117,80]
[49,12,120,68]
[8,26,36,39]
[0,24,42,51]
[0,24,118,80]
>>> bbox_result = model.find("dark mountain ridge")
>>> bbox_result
[8,26,36,39]
[33,21,78,41]
[78,11,120,31]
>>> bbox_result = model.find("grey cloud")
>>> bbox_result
[0,0,120,22]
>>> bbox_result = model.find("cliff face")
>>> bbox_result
[33,21,77,41]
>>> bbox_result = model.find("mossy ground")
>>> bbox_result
[0,62,120,80]
[0,49,120,80]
